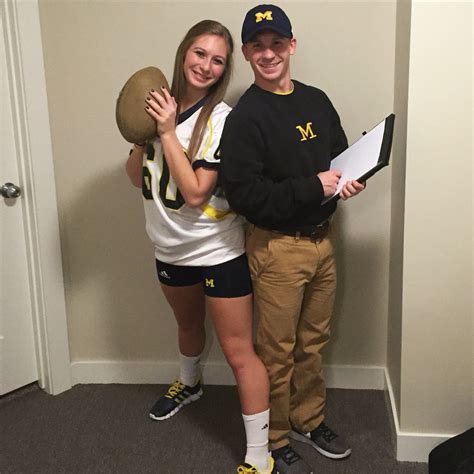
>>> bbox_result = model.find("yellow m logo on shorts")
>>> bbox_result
[205,278,215,288]
[296,122,317,142]
[255,11,273,23]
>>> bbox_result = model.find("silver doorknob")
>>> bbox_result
[1,182,22,198]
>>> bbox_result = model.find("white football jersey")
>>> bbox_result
[142,99,245,266]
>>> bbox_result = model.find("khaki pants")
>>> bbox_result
[246,225,337,450]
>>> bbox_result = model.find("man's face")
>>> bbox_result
[242,30,296,86]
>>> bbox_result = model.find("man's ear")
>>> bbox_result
[289,37,297,56]
[241,44,250,62]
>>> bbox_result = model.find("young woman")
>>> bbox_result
[125,20,272,473]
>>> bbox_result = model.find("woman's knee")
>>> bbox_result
[222,341,256,373]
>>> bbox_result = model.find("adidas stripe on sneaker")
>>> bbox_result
[149,380,202,421]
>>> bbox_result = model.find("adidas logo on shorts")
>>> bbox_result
[159,270,171,279]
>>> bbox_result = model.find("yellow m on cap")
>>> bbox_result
[255,11,273,23]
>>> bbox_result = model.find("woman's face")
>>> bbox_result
[183,34,228,95]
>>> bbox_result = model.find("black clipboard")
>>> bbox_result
[322,114,395,205]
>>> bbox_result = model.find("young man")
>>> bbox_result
[220,4,365,473]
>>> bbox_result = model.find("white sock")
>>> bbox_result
[242,409,270,470]
[179,353,201,387]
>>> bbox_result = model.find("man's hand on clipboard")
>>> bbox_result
[317,169,342,197]
[339,179,366,201]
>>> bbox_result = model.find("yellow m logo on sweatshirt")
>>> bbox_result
[296,122,317,142]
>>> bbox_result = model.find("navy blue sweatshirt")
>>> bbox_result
[220,80,348,230]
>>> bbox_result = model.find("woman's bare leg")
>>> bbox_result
[160,283,206,357]
[208,294,270,470]
[207,294,269,413]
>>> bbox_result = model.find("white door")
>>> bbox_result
[0,16,38,395]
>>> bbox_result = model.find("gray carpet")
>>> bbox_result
[1,384,427,473]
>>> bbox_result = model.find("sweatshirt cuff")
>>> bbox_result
[311,175,325,203]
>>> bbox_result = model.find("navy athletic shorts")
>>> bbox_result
[155,253,252,298]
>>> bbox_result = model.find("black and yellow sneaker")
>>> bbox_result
[149,380,203,421]
[236,455,275,473]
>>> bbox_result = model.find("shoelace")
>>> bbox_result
[314,422,338,442]
[164,380,185,399]
[236,464,256,473]
[281,446,301,465]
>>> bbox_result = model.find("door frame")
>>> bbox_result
[2,0,71,395]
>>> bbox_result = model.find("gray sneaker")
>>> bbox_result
[290,422,351,459]
[271,444,313,473]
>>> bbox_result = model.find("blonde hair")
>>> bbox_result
[171,20,234,160]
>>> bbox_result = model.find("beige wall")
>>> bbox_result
[38,0,396,367]
[388,0,411,421]
[398,1,473,434]
[387,0,473,440]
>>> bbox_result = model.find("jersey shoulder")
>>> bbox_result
[210,101,232,121]
[203,101,231,135]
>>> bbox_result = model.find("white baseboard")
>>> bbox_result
[70,360,386,389]
[70,360,236,386]
[384,368,451,462]
[324,364,386,389]
[70,360,451,463]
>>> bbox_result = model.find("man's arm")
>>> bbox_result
[329,96,349,159]
[328,100,366,201]
[327,95,365,200]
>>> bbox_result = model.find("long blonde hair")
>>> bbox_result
[171,20,233,160]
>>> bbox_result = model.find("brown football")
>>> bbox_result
[116,66,170,144]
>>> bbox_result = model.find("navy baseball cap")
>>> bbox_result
[241,4,293,44]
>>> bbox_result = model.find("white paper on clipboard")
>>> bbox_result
[321,114,395,205]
